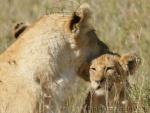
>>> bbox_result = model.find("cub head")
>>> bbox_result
[78,52,141,95]
[13,22,30,39]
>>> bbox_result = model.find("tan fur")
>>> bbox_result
[0,3,112,113]
[80,52,141,113]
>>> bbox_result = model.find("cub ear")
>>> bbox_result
[120,52,141,75]
[78,62,91,82]
[70,3,92,32]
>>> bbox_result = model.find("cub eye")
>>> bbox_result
[95,80,100,83]
[106,67,114,71]
[100,78,105,83]
[90,67,96,72]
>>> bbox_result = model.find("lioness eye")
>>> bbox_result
[90,67,96,71]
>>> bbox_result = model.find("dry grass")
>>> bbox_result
[0,0,150,112]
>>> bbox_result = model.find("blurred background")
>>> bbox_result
[0,0,149,112]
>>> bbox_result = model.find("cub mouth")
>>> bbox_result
[95,83,113,91]
[95,84,101,90]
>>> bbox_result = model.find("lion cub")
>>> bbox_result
[79,52,141,113]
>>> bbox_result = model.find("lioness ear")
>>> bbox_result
[13,22,30,39]
[70,3,92,32]
[78,62,91,82]
[120,52,141,75]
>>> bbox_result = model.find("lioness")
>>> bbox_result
[79,52,141,113]
[0,4,114,113]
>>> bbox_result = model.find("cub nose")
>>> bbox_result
[95,77,105,83]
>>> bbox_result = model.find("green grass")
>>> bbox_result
[0,0,150,112]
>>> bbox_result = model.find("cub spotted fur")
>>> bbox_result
[79,52,140,113]
[0,3,113,113]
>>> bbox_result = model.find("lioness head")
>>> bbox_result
[79,52,140,96]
